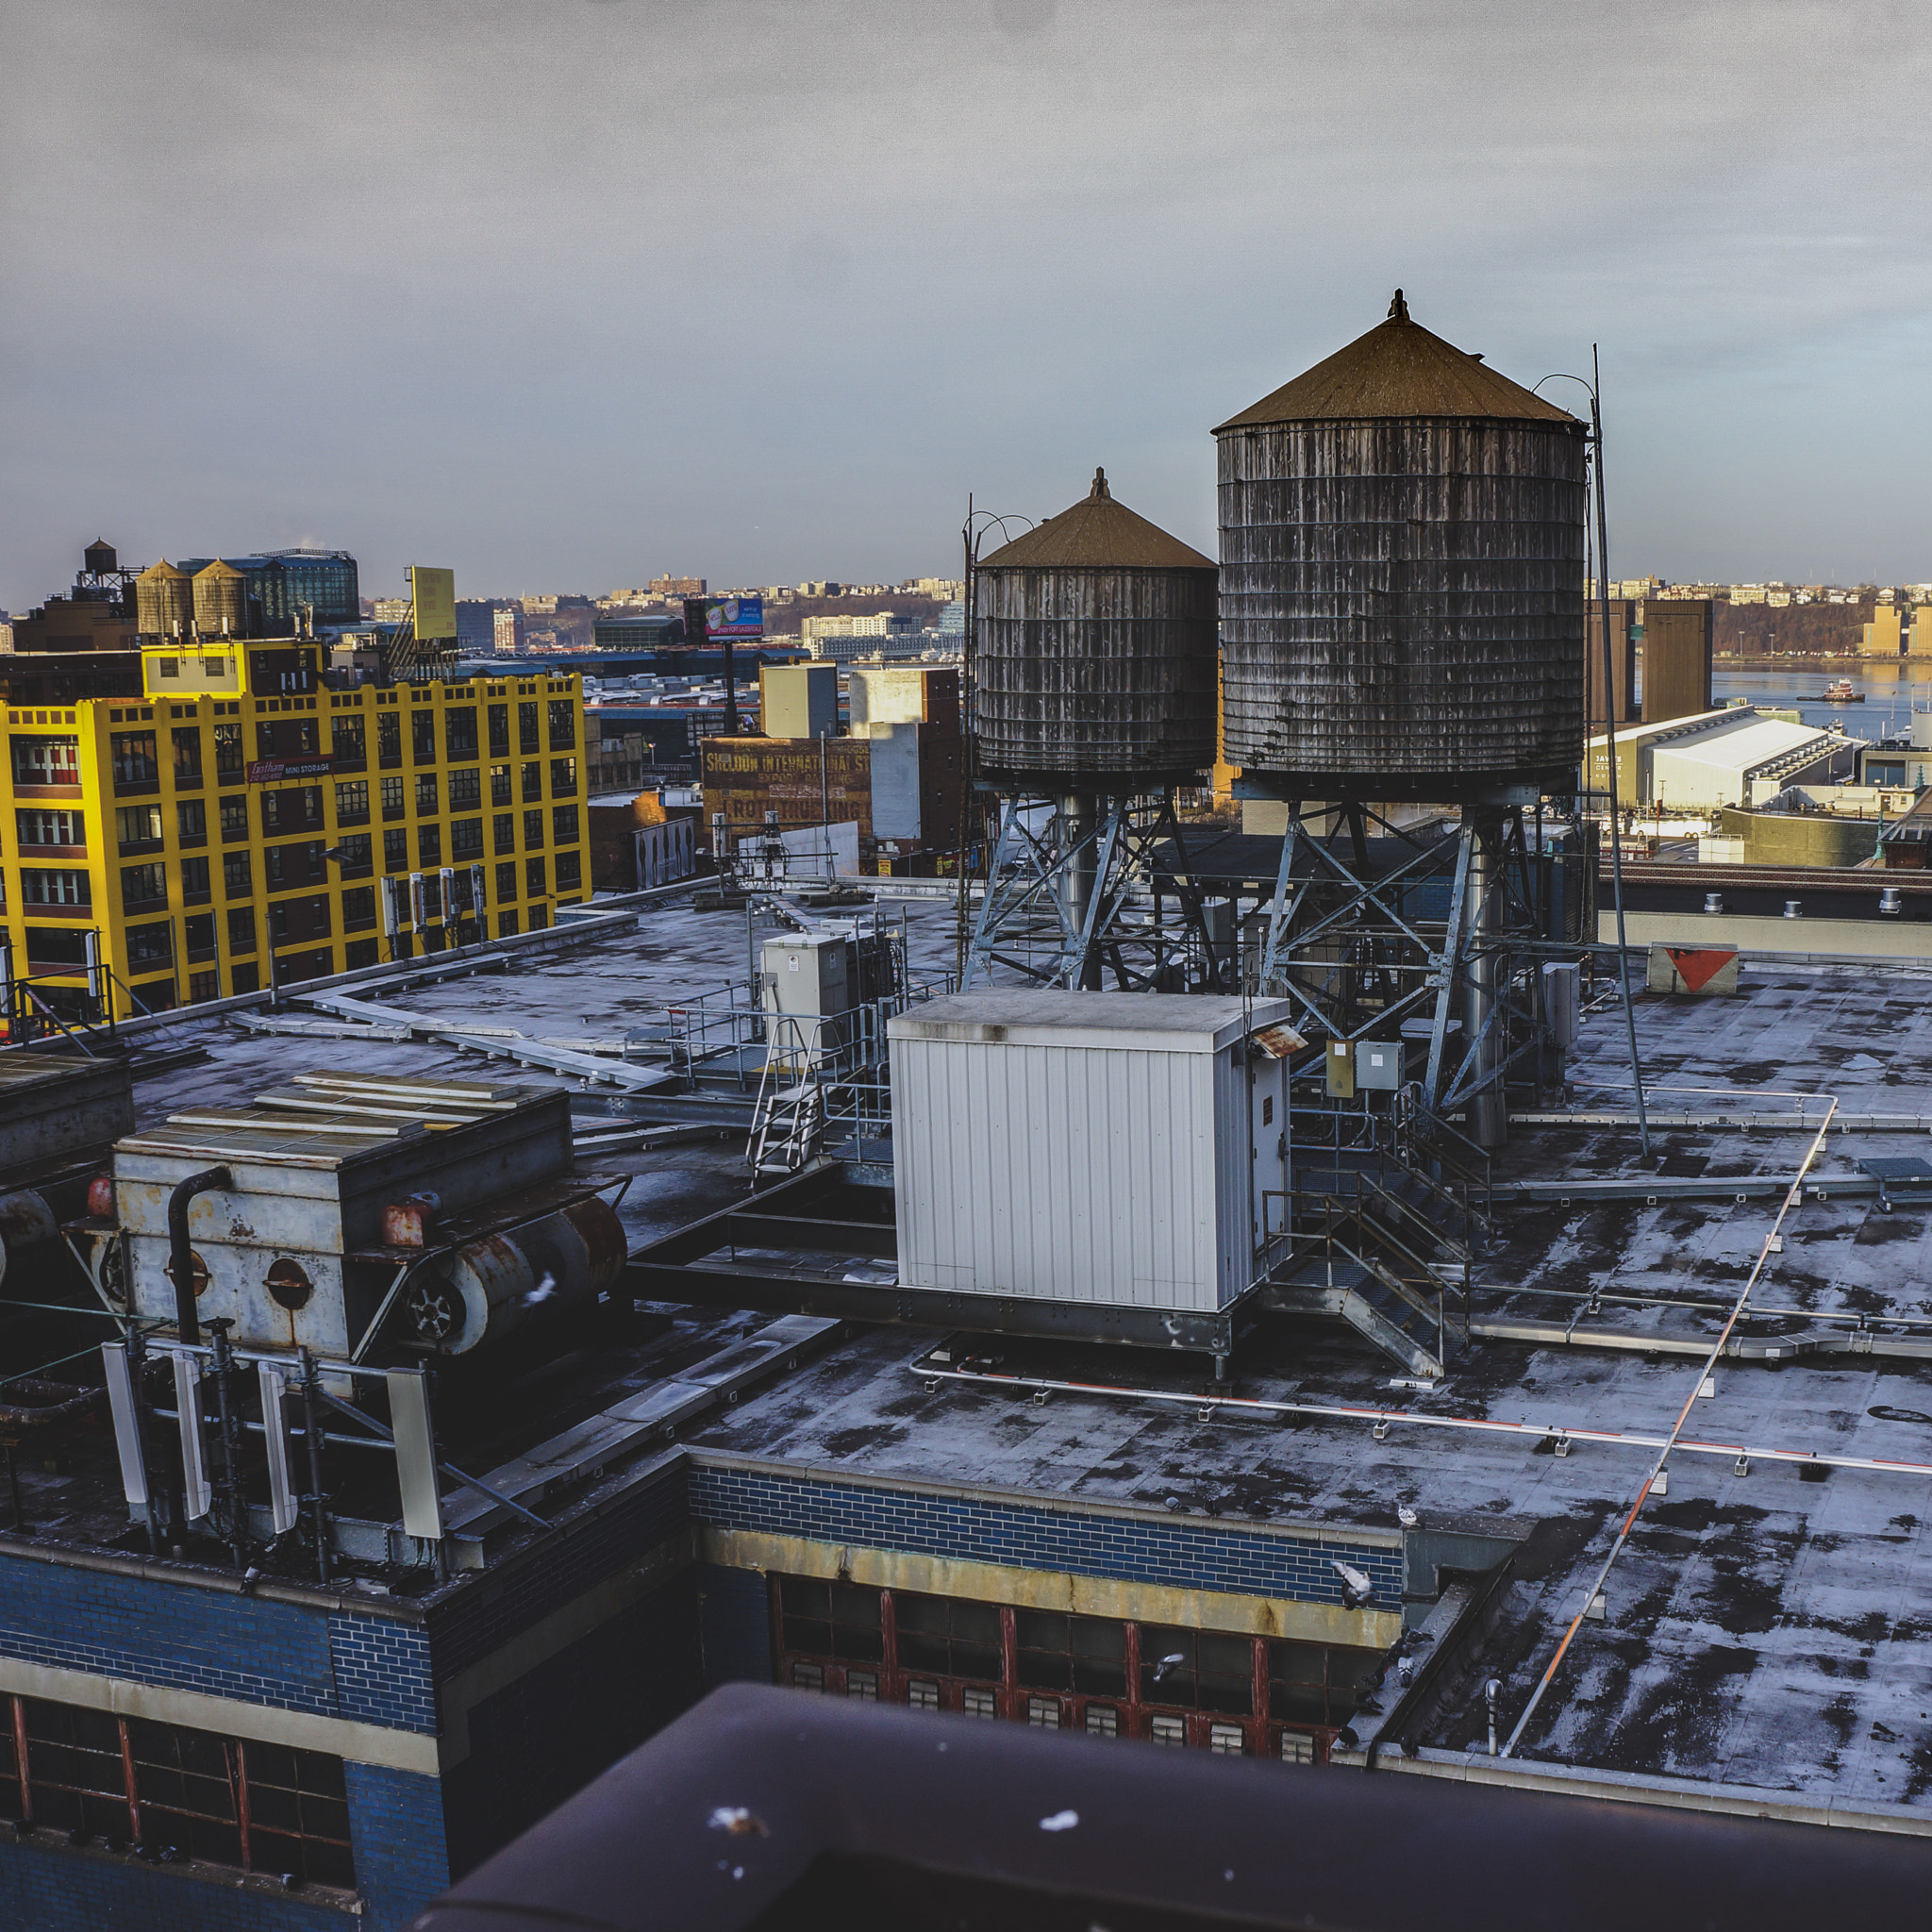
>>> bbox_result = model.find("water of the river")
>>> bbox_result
[1709,660,1932,740]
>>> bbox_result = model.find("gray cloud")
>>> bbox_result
[4,0,1931,605]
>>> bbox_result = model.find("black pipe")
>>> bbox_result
[167,1166,230,1347]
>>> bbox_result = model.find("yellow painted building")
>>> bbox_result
[2,642,587,1024]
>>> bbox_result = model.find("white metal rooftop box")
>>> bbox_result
[889,991,1300,1315]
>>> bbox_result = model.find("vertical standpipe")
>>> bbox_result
[1462,819,1507,1149]
[1058,792,1100,990]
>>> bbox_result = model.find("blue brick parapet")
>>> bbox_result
[686,1458,1406,1611]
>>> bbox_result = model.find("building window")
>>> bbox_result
[227,908,257,955]
[521,760,542,803]
[0,1694,356,1890]
[384,828,408,871]
[411,710,436,761]
[525,856,545,899]
[126,921,172,968]
[21,870,90,908]
[552,804,579,845]
[1014,1611,1128,1700]
[497,909,518,938]
[519,700,540,753]
[523,808,543,850]
[111,731,159,788]
[331,717,365,765]
[1208,1723,1246,1756]
[1267,1640,1379,1729]
[336,780,370,824]
[778,1576,884,1667]
[213,723,242,777]
[219,794,250,841]
[223,852,253,897]
[263,787,320,833]
[377,712,402,765]
[445,708,478,758]
[907,1680,941,1711]
[181,856,211,905]
[1150,1715,1186,1747]
[341,886,376,933]
[449,767,481,810]
[381,775,406,821]
[489,704,509,755]
[549,756,578,798]
[1279,1732,1316,1764]
[548,699,575,750]
[845,1672,879,1702]
[121,863,167,910]
[415,773,439,814]
[493,812,515,856]
[554,850,582,893]
[337,832,372,876]
[172,725,204,785]
[11,735,80,786]
[1026,1697,1061,1729]
[15,808,83,849]
[343,937,379,971]
[183,912,216,958]
[1140,1627,1257,1716]
[451,818,483,859]
[176,798,207,845]
[116,804,163,852]
[188,971,221,1004]
[1084,1706,1120,1738]
[962,1688,998,1720]
[419,824,442,869]
[230,961,259,993]
[893,1591,1002,1685]
[495,859,518,904]
[490,762,511,806]
[790,1662,825,1692]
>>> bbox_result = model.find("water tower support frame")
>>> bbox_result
[1252,795,1570,1147]
[964,789,1229,993]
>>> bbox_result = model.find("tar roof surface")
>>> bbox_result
[692,957,1932,1806]
[16,901,1932,1807]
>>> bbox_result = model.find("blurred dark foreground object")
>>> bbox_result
[411,1681,1929,1932]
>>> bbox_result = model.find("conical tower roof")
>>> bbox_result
[140,558,190,580]
[1215,291,1579,430]
[192,558,245,580]
[977,469,1214,572]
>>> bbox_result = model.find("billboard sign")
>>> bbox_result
[410,566,458,641]
[705,596,763,640]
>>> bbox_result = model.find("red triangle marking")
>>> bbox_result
[1666,947,1737,993]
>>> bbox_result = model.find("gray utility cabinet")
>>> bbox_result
[890,991,1298,1314]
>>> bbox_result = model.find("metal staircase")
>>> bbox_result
[1263,1166,1476,1379]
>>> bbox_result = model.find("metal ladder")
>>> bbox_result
[746,1018,828,1179]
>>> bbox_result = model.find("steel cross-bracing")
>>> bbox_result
[962,790,1229,993]
[1252,799,1585,1149]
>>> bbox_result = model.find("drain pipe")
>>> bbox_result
[168,1166,230,1347]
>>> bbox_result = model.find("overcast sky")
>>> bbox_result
[5,0,1931,608]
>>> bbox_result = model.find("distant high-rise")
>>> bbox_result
[650,575,707,597]
[494,608,526,654]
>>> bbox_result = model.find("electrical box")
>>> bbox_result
[761,932,858,1064]
[1326,1040,1356,1098]
[1355,1041,1405,1091]
[1542,961,1580,1047]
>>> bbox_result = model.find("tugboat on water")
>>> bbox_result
[1819,677,1863,702]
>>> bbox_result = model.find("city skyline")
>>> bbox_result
[6,1,1932,608]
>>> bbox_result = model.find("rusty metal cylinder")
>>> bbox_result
[402,1196,626,1356]
[1215,297,1588,801]
[974,470,1217,790]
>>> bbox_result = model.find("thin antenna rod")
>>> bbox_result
[1592,344,1651,1159]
